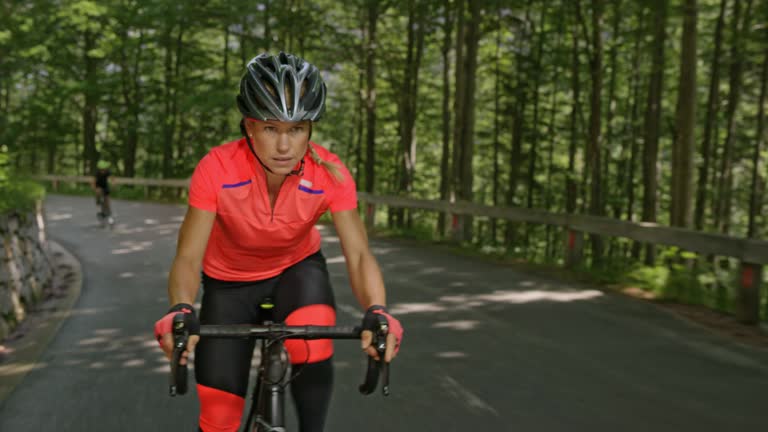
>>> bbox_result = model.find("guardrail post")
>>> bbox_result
[52,180,59,191]
[364,202,376,231]
[450,214,463,242]
[735,262,762,324]
[565,229,584,268]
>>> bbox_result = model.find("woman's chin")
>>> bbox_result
[265,163,296,175]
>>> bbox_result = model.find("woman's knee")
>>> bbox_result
[197,384,245,432]
[284,305,336,364]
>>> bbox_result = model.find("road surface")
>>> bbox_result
[0,195,766,431]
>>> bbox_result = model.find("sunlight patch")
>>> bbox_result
[477,289,603,304]
[433,320,480,331]
[0,362,47,376]
[123,359,145,367]
[48,212,73,221]
[420,267,446,275]
[435,352,467,359]
[78,337,108,346]
[389,302,447,315]
[112,240,153,255]
[325,255,347,264]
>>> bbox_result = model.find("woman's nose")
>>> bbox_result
[276,134,290,153]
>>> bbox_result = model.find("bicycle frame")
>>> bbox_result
[246,335,289,431]
[95,190,113,228]
[169,317,391,432]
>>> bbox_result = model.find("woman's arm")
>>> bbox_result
[168,206,216,305]
[157,206,215,363]
[331,209,386,309]
[332,209,402,362]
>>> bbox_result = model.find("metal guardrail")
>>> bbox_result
[357,193,768,265]
[38,174,766,323]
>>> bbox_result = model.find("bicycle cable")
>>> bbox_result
[262,335,312,388]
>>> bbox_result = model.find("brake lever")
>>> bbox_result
[169,313,189,397]
[377,318,390,396]
[358,314,391,396]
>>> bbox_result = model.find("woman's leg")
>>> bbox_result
[273,251,337,432]
[194,276,274,432]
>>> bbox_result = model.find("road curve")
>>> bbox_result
[0,194,766,431]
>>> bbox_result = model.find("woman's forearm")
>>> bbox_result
[346,251,387,309]
[168,256,202,306]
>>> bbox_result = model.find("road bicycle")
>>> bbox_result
[168,304,391,431]
[95,192,114,228]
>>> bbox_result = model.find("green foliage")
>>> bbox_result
[0,145,43,213]
[0,178,46,214]
[2,0,766,321]
[625,265,670,294]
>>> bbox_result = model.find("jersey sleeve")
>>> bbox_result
[326,154,358,213]
[189,154,218,212]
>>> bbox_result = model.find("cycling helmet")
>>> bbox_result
[97,160,109,170]
[237,52,327,122]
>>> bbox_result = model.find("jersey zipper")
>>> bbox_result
[269,176,293,223]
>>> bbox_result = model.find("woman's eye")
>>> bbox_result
[264,126,276,133]
[290,127,304,133]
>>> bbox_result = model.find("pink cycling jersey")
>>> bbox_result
[189,138,357,281]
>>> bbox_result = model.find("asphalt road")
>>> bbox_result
[0,194,767,431]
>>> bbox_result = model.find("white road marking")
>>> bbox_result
[337,303,362,319]
[441,376,499,417]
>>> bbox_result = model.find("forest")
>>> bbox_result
[1,0,767,313]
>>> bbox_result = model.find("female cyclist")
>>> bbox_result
[154,52,403,432]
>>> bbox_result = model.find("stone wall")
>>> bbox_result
[0,201,53,341]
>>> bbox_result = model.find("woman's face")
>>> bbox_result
[244,119,310,175]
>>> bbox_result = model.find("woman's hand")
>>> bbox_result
[154,303,201,366]
[158,333,200,366]
[360,305,403,363]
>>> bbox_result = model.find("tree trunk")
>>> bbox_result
[264,0,271,51]
[240,16,247,69]
[670,0,697,228]
[694,0,727,231]
[438,0,453,238]
[458,0,481,241]
[523,6,547,256]
[566,10,580,215]
[748,46,768,238]
[505,5,532,244]
[605,0,621,227]
[544,13,563,259]
[364,0,379,196]
[491,6,502,242]
[626,11,644,232]
[587,0,605,263]
[162,21,179,179]
[82,29,99,175]
[640,0,667,265]
[355,36,365,186]
[396,0,426,227]
[716,0,753,235]
[526,7,546,212]
[451,0,466,241]
[121,26,144,178]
